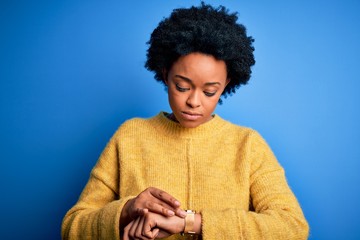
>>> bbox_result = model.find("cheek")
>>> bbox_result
[204,94,221,107]
[204,100,219,112]
[168,90,184,107]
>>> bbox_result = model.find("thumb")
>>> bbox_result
[153,228,160,238]
[136,208,149,216]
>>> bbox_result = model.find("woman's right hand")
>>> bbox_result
[120,187,186,228]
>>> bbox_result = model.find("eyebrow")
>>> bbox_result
[174,74,221,86]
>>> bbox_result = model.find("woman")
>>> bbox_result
[62,2,309,239]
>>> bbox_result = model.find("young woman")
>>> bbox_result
[62,3,309,239]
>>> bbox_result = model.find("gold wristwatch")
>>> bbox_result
[182,210,196,235]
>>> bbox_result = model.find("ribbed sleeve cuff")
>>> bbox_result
[201,208,243,239]
[99,196,135,240]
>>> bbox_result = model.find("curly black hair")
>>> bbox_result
[145,2,255,98]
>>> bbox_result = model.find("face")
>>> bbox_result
[165,52,229,128]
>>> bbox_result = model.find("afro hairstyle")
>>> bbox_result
[145,2,255,98]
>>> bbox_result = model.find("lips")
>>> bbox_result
[181,111,202,121]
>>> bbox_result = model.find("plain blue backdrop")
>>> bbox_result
[1,0,359,239]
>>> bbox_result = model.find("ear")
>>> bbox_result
[225,78,230,87]
[162,69,168,85]
[220,78,231,96]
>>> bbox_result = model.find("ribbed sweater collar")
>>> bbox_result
[149,111,228,139]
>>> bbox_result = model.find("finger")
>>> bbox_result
[142,212,162,240]
[148,201,186,218]
[123,221,133,240]
[142,211,158,238]
[144,201,176,217]
[135,207,147,216]
[132,188,180,218]
[148,187,181,208]
[128,217,141,239]
[130,197,172,219]
[152,228,160,239]
[174,208,187,218]
[134,204,174,219]
[135,210,153,240]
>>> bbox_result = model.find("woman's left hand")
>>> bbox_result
[122,209,184,240]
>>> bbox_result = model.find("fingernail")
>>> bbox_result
[174,200,180,206]
[179,210,187,218]
[168,210,175,216]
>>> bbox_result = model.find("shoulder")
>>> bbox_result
[113,116,151,135]
[111,114,162,141]
[121,117,151,129]
[218,116,257,137]
[216,116,270,145]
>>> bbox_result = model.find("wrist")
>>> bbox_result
[120,199,133,228]
[181,210,196,235]
[194,213,202,234]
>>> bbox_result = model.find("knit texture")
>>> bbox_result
[62,112,309,239]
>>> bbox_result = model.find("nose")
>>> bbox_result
[186,91,201,108]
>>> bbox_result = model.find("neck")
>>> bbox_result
[149,111,226,139]
[166,112,179,123]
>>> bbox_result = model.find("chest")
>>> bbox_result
[119,137,251,210]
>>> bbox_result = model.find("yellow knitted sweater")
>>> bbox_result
[62,112,309,239]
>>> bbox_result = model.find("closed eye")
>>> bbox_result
[175,83,190,92]
[204,91,216,97]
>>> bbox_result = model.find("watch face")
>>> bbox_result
[184,210,196,234]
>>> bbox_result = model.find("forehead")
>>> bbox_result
[169,52,227,84]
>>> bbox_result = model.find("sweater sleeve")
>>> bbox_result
[200,131,309,239]
[61,132,135,240]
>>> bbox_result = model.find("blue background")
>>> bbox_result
[1,0,359,239]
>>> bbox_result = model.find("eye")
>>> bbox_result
[204,91,216,97]
[175,83,190,92]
